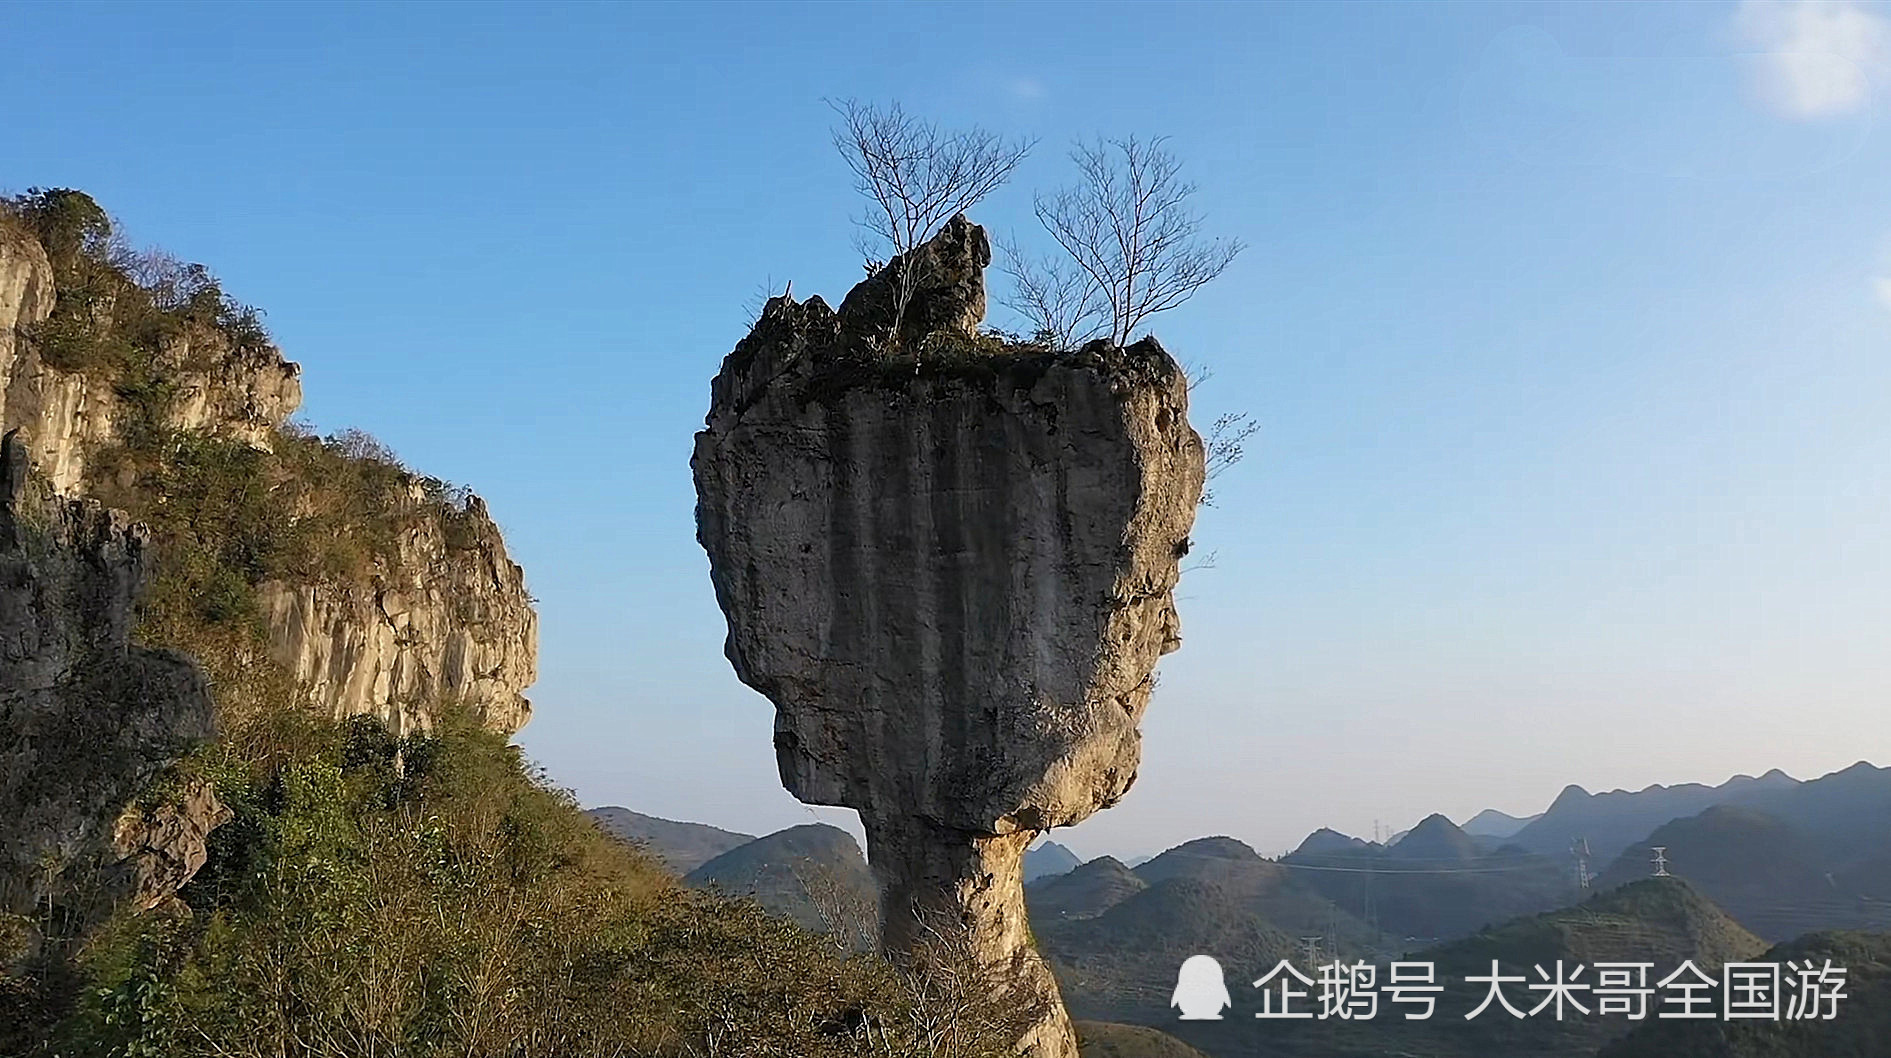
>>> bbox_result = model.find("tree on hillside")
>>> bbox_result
[1005,136,1243,349]
[829,98,1034,354]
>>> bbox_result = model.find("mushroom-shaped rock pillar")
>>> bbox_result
[692,217,1205,1058]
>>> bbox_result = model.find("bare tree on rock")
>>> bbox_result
[997,232,1107,350]
[1012,135,1243,348]
[828,98,1033,354]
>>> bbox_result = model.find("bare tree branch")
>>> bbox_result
[996,232,1107,350]
[828,98,1034,355]
[1031,135,1243,346]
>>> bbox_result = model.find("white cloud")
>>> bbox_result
[1873,274,1891,311]
[1006,77,1046,102]
[1734,0,1891,118]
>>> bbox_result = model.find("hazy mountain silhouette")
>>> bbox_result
[1282,818,1572,943]
[586,806,755,874]
[1508,766,1813,862]
[1025,839,1083,882]
[1460,807,1539,838]
[1592,804,1891,941]
[1026,855,1147,922]
[1386,813,1481,863]
[683,823,877,949]
[1132,837,1383,951]
[1289,827,1375,857]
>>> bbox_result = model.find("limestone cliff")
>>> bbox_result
[0,226,300,495]
[256,492,536,736]
[0,430,215,918]
[693,215,1206,1058]
[0,205,535,736]
[1,192,537,931]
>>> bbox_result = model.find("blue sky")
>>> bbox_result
[8,1,1890,858]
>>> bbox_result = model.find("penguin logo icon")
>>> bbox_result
[1171,954,1232,1020]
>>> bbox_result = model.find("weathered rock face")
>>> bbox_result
[0,220,535,736]
[111,778,233,913]
[257,495,537,737]
[837,213,993,351]
[693,216,1205,1058]
[0,430,215,917]
[0,227,302,495]
[1,207,538,927]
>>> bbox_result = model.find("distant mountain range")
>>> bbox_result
[683,823,878,950]
[587,809,878,948]
[589,755,1891,1053]
[1282,813,1574,943]
[1160,877,1765,1058]
[1590,803,1891,942]
[1460,807,1539,838]
[1026,839,1082,881]
[586,806,754,874]
[1506,765,1817,862]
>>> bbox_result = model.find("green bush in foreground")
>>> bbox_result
[18,712,1016,1058]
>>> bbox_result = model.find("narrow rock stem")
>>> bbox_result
[863,812,1077,1058]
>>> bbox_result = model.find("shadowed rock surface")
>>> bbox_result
[693,215,1205,1058]
[0,430,215,918]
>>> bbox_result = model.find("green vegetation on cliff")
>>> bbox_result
[24,713,1012,1057]
[0,191,1023,1057]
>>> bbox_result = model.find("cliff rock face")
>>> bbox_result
[111,778,233,913]
[0,229,301,495]
[257,495,537,736]
[693,216,1205,1058]
[0,430,215,916]
[0,219,535,736]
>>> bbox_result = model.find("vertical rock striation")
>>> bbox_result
[0,217,535,737]
[255,495,538,737]
[0,430,215,917]
[693,216,1205,1056]
[1,197,538,925]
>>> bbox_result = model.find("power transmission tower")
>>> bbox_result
[1571,837,1592,890]
[1651,846,1670,877]
[1300,936,1324,970]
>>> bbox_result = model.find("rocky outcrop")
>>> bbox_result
[693,216,1205,1058]
[111,778,232,912]
[2,199,538,927]
[0,224,301,495]
[0,430,215,916]
[257,495,537,736]
[837,213,992,351]
[0,217,534,736]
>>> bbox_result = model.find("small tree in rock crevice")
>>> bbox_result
[829,99,1034,355]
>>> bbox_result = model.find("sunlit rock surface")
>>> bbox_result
[694,216,1205,1058]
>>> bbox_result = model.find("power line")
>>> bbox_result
[1271,861,1556,876]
